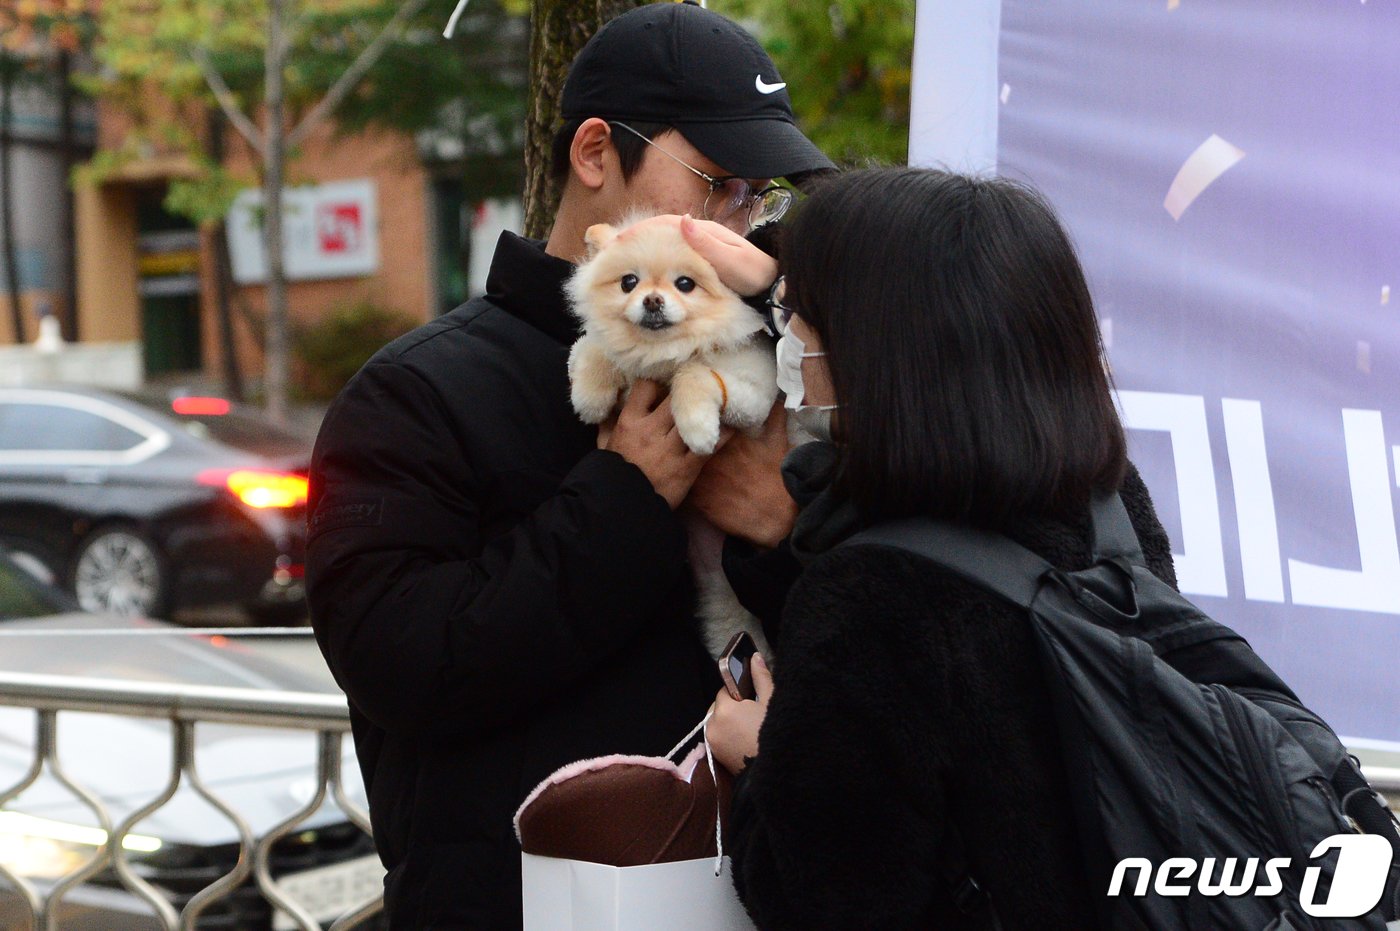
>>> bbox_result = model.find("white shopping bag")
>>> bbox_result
[522,853,758,931]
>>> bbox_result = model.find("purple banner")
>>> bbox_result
[988,1,1400,744]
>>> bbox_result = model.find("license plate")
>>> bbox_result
[272,854,385,930]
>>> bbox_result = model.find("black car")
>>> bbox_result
[0,386,311,622]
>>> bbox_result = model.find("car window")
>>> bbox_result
[0,402,144,452]
[0,558,68,620]
[118,394,311,459]
[178,410,310,458]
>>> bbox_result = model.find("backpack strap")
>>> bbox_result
[846,492,1144,608]
[842,518,1051,610]
[1333,755,1400,921]
[1088,492,1145,564]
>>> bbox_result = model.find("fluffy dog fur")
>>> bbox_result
[564,220,777,454]
[565,218,774,659]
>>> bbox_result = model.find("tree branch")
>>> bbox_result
[287,0,434,148]
[191,46,266,158]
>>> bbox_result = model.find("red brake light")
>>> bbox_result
[198,469,309,509]
[173,397,231,416]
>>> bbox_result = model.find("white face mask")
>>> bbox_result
[776,329,837,441]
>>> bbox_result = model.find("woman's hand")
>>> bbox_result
[616,214,780,297]
[679,214,780,297]
[708,653,774,774]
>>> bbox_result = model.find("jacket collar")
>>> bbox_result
[783,441,864,563]
[484,231,580,345]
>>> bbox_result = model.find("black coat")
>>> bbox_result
[306,232,720,929]
[728,468,1177,930]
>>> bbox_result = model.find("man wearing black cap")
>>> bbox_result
[305,2,832,927]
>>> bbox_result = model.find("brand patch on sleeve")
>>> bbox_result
[309,495,384,537]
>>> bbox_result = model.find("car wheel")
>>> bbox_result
[70,526,169,618]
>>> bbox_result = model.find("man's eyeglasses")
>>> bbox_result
[764,275,796,338]
[609,121,794,230]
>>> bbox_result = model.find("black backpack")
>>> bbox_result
[843,493,1400,930]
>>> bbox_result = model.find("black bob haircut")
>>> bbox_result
[549,119,671,184]
[782,167,1127,529]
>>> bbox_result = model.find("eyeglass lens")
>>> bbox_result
[608,122,793,229]
[768,277,795,336]
[705,181,793,228]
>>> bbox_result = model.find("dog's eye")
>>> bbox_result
[620,274,639,293]
[674,277,696,293]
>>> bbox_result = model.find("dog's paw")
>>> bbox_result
[571,384,618,424]
[674,404,721,455]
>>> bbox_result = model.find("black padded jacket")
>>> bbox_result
[306,232,721,929]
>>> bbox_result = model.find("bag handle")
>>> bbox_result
[665,712,726,876]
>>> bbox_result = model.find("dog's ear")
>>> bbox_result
[583,223,618,259]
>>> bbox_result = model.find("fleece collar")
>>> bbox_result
[782,440,864,564]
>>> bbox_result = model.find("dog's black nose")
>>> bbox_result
[639,293,672,329]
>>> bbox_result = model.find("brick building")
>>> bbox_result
[68,105,514,390]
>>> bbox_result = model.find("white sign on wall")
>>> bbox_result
[227,179,380,284]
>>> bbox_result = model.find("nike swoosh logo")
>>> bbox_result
[755,75,787,95]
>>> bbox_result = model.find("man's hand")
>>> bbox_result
[601,380,728,509]
[686,402,797,549]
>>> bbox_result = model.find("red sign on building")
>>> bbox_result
[317,202,363,255]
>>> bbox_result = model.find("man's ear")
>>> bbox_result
[583,223,618,258]
[570,118,613,191]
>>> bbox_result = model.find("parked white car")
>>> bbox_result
[0,552,384,930]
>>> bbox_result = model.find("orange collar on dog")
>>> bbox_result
[708,369,728,417]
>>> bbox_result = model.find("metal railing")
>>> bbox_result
[1368,767,1400,801]
[0,670,383,931]
[0,669,1396,931]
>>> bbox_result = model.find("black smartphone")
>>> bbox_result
[718,631,759,702]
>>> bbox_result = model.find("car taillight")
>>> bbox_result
[173,396,231,416]
[198,469,309,509]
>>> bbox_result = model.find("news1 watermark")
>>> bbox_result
[1108,835,1394,918]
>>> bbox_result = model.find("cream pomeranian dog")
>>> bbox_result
[565,219,778,453]
[565,217,775,659]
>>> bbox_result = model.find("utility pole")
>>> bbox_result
[263,0,288,423]
[0,54,24,344]
[57,48,78,341]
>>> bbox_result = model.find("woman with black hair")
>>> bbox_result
[696,167,1180,929]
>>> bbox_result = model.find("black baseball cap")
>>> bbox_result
[560,1,835,182]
